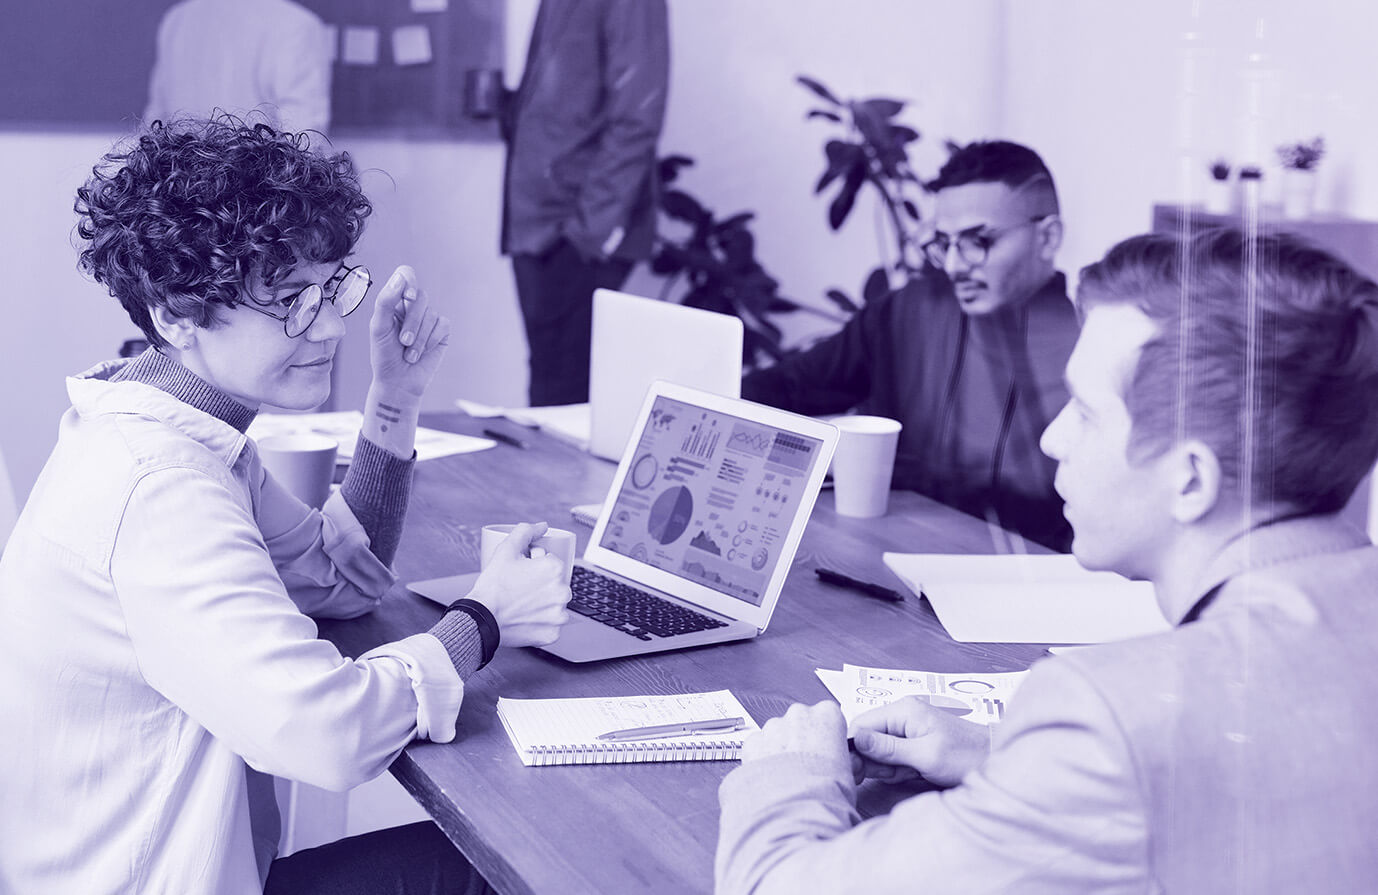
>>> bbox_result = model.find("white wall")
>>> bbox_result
[0,130,144,505]
[1003,0,1378,288]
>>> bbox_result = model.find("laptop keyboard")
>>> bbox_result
[569,566,729,640]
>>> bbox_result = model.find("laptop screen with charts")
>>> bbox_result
[587,289,743,461]
[539,381,838,663]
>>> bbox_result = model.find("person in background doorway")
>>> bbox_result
[501,0,669,406]
[146,0,331,136]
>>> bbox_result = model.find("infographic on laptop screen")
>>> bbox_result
[598,396,825,607]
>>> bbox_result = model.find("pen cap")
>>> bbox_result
[480,524,576,585]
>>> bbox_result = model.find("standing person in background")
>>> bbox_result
[145,0,331,136]
[501,0,670,407]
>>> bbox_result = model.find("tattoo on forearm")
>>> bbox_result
[374,402,402,433]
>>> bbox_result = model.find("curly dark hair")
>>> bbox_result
[75,116,372,348]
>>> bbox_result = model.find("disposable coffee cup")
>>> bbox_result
[257,433,338,510]
[829,416,903,518]
[480,523,576,585]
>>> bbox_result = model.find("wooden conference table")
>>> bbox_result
[316,413,1050,895]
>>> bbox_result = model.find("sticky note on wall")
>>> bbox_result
[392,25,433,66]
[341,26,380,66]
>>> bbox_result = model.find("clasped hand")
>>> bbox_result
[743,697,990,789]
[465,522,572,648]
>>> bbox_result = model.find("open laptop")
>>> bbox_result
[410,382,837,663]
[551,382,836,662]
[587,289,744,461]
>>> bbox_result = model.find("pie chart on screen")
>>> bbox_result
[647,485,692,544]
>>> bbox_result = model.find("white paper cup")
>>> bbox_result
[480,523,576,585]
[830,416,903,518]
[257,433,338,510]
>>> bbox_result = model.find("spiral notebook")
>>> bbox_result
[496,690,759,766]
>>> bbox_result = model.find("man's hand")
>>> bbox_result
[743,702,851,779]
[849,696,990,788]
[369,265,450,400]
[465,522,571,647]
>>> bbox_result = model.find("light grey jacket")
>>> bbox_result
[718,515,1378,894]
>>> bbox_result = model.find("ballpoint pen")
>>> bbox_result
[814,567,906,603]
[482,428,529,450]
[597,716,746,742]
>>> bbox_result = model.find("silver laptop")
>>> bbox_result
[587,289,743,461]
[542,381,837,662]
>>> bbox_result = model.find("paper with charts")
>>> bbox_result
[883,552,1170,644]
[496,689,761,766]
[816,663,1029,725]
[249,411,494,462]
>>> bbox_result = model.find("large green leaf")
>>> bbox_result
[796,75,841,106]
[828,164,866,230]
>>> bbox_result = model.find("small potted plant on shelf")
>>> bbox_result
[1276,136,1325,219]
[1205,157,1233,214]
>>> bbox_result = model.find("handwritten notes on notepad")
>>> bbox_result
[816,664,1028,725]
[496,690,760,766]
[882,552,1170,644]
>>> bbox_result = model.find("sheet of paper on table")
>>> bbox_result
[249,410,494,463]
[816,663,1029,725]
[456,399,591,450]
[882,552,1170,645]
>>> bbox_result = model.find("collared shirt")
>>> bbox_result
[0,357,464,895]
[717,515,1378,894]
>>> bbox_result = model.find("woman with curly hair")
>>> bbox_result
[0,117,568,894]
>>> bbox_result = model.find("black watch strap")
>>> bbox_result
[445,599,500,670]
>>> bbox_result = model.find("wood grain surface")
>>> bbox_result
[317,412,1050,895]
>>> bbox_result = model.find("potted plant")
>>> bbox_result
[797,74,945,314]
[1205,157,1233,215]
[1276,136,1324,219]
[649,155,844,371]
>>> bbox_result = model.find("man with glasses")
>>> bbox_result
[718,228,1378,894]
[743,140,1077,549]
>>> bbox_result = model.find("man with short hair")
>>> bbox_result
[744,140,1077,549]
[717,227,1378,893]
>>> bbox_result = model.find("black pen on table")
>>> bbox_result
[814,567,906,603]
[482,428,528,450]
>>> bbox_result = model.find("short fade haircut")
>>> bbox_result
[1078,227,1378,514]
[930,140,1059,213]
[75,116,372,348]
